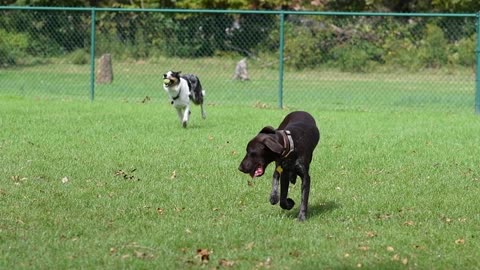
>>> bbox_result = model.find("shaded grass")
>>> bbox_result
[1,97,480,269]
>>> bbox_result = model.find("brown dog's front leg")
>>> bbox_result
[279,171,295,210]
[270,165,280,205]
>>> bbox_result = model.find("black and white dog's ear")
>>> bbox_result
[259,126,276,134]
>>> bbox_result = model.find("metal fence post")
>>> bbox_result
[278,12,285,109]
[476,12,480,113]
[89,8,96,102]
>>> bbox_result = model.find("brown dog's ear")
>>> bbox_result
[262,136,284,155]
[259,126,276,134]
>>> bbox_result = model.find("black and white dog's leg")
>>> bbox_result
[297,164,311,221]
[270,164,280,205]
[200,103,206,120]
[176,107,184,125]
[181,105,190,128]
[279,170,295,210]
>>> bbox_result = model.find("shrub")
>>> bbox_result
[417,24,449,68]
[0,29,29,66]
[283,25,324,69]
[67,49,89,65]
[330,40,382,72]
[450,35,476,67]
[382,37,421,70]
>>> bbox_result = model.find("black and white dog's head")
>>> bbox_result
[163,71,181,88]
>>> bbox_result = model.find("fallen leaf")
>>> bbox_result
[366,231,377,238]
[245,242,255,250]
[196,248,211,263]
[157,208,165,215]
[289,250,301,257]
[455,238,465,245]
[219,259,235,267]
[171,170,177,179]
[134,250,149,259]
[256,257,272,268]
[403,220,415,226]
[358,245,369,251]
[386,246,395,252]
[402,257,409,265]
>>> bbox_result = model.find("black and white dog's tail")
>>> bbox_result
[181,74,204,105]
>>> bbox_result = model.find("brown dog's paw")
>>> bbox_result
[269,194,279,205]
[280,198,295,210]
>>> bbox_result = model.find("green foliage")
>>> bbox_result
[0,8,477,72]
[449,35,476,67]
[283,25,323,69]
[418,24,449,68]
[330,39,382,72]
[67,49,89,65]
[0,29,29,66]
[382,38,419,70]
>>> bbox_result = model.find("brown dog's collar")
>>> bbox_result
[280,130,294,158]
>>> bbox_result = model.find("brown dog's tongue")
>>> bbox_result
[253,166,264,178]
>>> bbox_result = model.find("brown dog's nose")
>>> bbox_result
[238,162,247,173]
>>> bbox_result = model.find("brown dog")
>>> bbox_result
[238,111,320,221]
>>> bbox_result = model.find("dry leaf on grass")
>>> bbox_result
[455,238,465,245]
[403,220,415,226]
[245,242,255,250]
[219,258,235,267]
[115,169,140,181]
[256,257,272,268]
[196,248,211,263]
[358,245,369,251]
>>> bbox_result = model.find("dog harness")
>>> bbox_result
[280,130,295,158]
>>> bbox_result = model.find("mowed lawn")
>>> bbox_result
[1,97,480,269]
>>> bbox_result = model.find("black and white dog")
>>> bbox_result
[163,71,206,128]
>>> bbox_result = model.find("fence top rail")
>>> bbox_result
[0,5,477,17]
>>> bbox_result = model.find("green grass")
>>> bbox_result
[0,57,475,111]
[1,97,479,269]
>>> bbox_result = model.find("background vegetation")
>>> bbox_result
[1,1,477,73]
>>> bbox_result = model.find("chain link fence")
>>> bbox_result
[0,7,478,112]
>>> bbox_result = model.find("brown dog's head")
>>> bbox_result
[238,126,284,178]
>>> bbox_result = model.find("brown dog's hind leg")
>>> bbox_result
[297,165,311,221]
